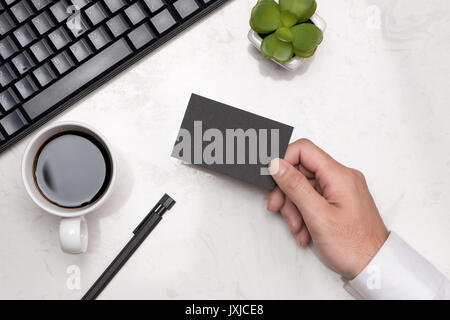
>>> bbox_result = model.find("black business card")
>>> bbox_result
[171,94,294,189]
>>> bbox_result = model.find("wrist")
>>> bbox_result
[350,228,390,279]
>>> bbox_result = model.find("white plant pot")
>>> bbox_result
[248,13,327,71]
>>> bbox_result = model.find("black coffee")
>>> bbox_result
[33,131,112,209]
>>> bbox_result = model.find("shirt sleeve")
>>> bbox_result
[343,231,450,300]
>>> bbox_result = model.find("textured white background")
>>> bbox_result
[0,0,449,299]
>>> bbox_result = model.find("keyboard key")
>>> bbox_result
[173,0,200,19]
[150,9,176,34]
[0,64,16,87]
[4,0,18,5]
[48,26,70,50]
[13,24,36,47]
[106,14,129,38]
[124,2,146,25]
[69,38,92,62]
[30,0,51,11]
[85,2,107,25]
[11,1,34,23]
[0,88,19,111]
[0,36,18,60]
[0,12,15,35]
[0,131,5,143]
[51,51,74,74]
[103,0,126,14]
[32,11,54,35]
[33,63,56,86]
[23,38,133,120]
[15,76,38,99]
[0,109,28,136]
[88,26,111,50]
[143,0,164,13]
[127,22,155,50]
[30,38,53,62]
[67,15,88,37]
[12,52,35,74]
[50,0,70,23]
[70,0,90,9]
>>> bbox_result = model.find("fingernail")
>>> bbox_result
[269,158,286,178]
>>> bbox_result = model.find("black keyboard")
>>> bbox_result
[0,0,228,153]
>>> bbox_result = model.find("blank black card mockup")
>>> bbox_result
[171,94,294,189]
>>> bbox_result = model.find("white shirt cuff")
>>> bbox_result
[344,231,450,300]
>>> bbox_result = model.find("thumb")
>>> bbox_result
[269,158,329,220]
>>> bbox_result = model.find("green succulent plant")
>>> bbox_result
[250,0,323,63]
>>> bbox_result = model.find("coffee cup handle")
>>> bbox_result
[59,216,88,254]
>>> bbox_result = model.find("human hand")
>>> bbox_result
[268,139,389,279]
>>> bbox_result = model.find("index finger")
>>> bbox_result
[284,139,343,176]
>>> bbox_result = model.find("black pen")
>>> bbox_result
[82,194,176,300]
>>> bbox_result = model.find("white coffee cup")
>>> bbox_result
[22,122,116,254]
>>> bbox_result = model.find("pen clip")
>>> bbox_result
[133,194,176,234]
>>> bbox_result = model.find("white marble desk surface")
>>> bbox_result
[0,0,449,299]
